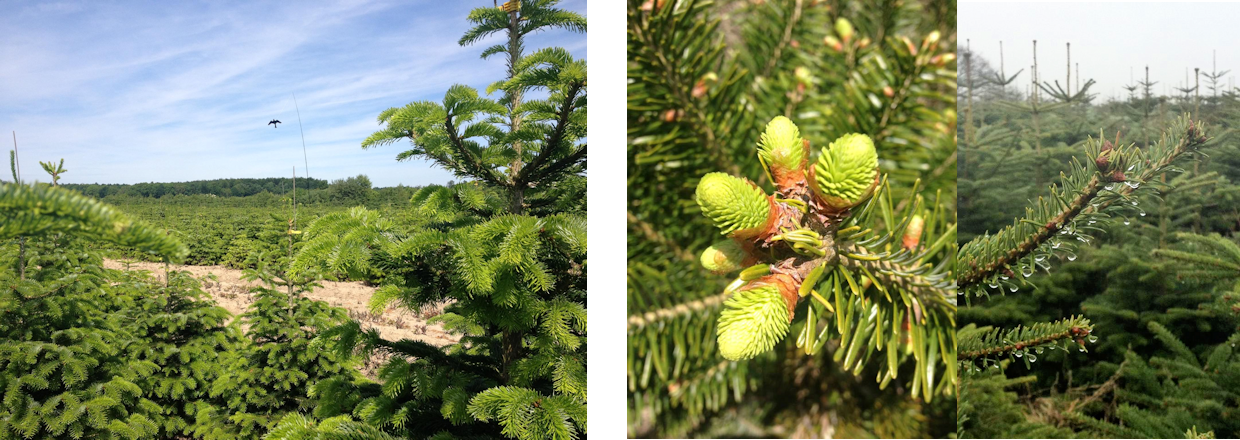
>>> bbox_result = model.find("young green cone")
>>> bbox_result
[695,172,773,238]
[716,277,795,361]
[811,133,879,211]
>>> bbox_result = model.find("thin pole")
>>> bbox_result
[999,41,1005,80]
[293,93,310,179]
[11,131,20,182]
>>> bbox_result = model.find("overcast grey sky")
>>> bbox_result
[960,2,1240,102]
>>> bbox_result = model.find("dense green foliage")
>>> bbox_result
[1,177,354,439]
[627,0,957,437]
[958,44,1240,438]
[91,190,415,268]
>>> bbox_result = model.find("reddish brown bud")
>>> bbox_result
[1109,171,1127,183]
[692,81,708,98]
[1095,156,1110,172]
[1014,343,1025,351]
[882,86,895,98]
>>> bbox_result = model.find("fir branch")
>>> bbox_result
[627,291,728,329]
[958,316,1093,363]
[959,116,1208,295]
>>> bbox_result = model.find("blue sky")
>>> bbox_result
[0,0,586,187]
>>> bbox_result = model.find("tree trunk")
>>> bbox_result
[507,8,525,179]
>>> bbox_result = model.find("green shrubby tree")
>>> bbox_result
[116,268,246,438]
[627,0,956,436]
[0,170,188,438]
[191,257,355,440]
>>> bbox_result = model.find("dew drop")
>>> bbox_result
[1014,351,1023,358]
[1104,184,1116,191]
[1126,182,1141,189]
[1127,165,1136,172]
[1066,252,1078,261]
[1078,346,1086,352]
[1088,335,1098,343]
[1131,201,1138,206]
[1052,241,1062,249]
[1139,210,1146,217]
[1035,255,1046,263]
[1036,347,1044,354]
[1001,273,1010,281]
[1123,218,1131,226]
[1088,220,1096,225]
[988,282,999,289]
[1028,354,1037,363]
[1021,265,1034,277]
[1009,285,1019,293]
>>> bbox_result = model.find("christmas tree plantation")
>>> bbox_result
[959,44,1240,438]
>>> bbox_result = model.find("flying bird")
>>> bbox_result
[269,119,281,128]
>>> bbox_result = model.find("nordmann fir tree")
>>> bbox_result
[1,161,189,438]
[629,0,956,436]
[266,1,586,439]
[956,116,1212,437]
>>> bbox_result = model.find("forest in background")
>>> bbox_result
[958,41,1240,438]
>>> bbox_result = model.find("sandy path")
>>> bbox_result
[103,259,458,348]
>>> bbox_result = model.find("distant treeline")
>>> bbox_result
[63,177,330,199]
[62,175,425,208]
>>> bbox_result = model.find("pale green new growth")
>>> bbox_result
[695,172,771,236]
[757,116,805,172]
[700,239,747,273]
[717,283,790,361]
[813,133,879,209]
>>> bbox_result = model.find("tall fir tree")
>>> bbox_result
[269,1,587,439]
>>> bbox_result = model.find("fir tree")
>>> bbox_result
[191,257,355,440]
[0,174,186,439]
[270,2,587,439]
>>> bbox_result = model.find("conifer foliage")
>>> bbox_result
[275,1,587,439]
[959,41,1240,438]
[628,0,956,436]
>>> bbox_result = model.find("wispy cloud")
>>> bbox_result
[0,0,587,187]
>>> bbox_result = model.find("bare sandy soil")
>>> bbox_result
[103,259,459,348]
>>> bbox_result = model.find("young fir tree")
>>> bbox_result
[115,267,246,438]
[266,1,587,439]
[627,0,957,436]
[190,255,356,440]
[0,167,187,438]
